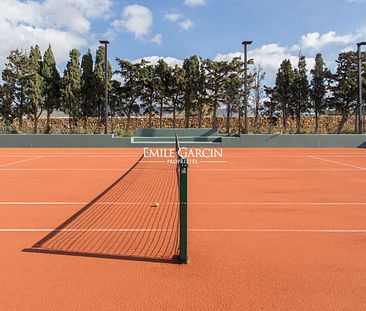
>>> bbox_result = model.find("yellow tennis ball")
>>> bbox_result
[155,202,160,207]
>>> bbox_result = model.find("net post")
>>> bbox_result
[179,157,188,264]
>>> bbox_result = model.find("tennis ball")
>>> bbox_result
[155,202,160,207]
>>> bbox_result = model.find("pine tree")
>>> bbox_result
[204,59,229,128]
[42,44,60,133]
[1,49,32,130]
[140,63,159,128]
[328,52,359,133]
[262,86,278,134]
[0,79,13,125]
[27,45,44,133]
[115,58,144,130]
[223,57,243,134]
[61,49,82,132]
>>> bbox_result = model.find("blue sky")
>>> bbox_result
[1,0,366,83]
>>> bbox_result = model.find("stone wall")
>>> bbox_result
[0,115,360,135]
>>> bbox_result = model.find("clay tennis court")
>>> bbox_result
[1,148,366,310]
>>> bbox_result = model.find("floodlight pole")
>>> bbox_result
[99,40,110,134]
[357,42,366,134]
[242,40,252,135]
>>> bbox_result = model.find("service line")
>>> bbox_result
[0,156,43,168]
[309,155,366,170]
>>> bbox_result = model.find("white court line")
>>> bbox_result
[1,228,366,233]
[191,168,359,171]
[0,168,360,172]
[309,155,366,170]
[0,156,43,168]
[0,168,130,171]
[0,201,365,206]
[140,161,165,163]
[193,155,366,159]
[0,153,142,155]
[189,202,366,206]
[0,153,364,157]
[0,155,140,158]
[190,229,366,233]
[218,155,366,158]
[0,228,174,232]
[0,201,179,206]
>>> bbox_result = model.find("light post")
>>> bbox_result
[357,42,366,134]
[99,40,110,134]
[242,40,252,135]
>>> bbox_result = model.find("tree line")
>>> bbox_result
[264,53,366,134]
[0,45,111,133]
[0,44,365,134]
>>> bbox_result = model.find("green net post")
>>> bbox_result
[179,158,188,264]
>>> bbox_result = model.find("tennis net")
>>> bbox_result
[27,138,188,264]
[175,134,188,264]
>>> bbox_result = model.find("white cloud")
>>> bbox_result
[291,31,359,51]
[109,5,153,39]
[122,5,152,38]
[165,12,194,32]
[214,27,366,83]
[184,0,206,7]
[164,13,182,22]
[133,56,183,67]
[0,0,112,34]
[150,34,163,45]
[64,0,112,18]
[0,0,111,71]
[341,46,355,52]
[215,43,314,83]
[179,19,194,31]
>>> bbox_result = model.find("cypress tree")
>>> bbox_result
[155,59,170,128]
[81,49,94,127]
[94,46,112,123]
[291,56,310,134]
[310,54,328,133]
[183,56,200,128]
[61,49,82,132]
[274,59,294,133]
[169,66,185,128]
[42,44,60,133]
[27,45,44,133]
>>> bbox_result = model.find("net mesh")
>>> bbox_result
[29,154,181,263]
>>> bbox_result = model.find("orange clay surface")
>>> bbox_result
[0,148,366,310]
